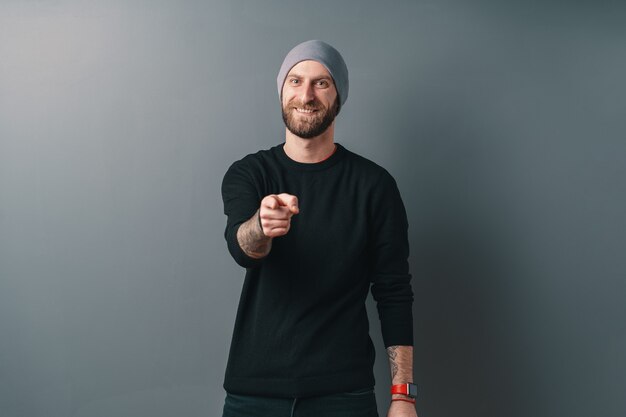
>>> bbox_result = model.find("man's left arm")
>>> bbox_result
[368,171,417,417]
[387,345,417,417]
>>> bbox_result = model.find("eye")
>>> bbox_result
[316,80,329,87]
[289,78,300,85]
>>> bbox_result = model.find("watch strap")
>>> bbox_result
[390,383,418,398]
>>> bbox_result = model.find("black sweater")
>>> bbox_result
[221,143,413,397]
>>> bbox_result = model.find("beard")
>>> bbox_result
[281,98,339,139]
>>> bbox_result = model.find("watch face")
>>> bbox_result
[408,384,418,398]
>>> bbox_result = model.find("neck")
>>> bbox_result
[283,124,336,163]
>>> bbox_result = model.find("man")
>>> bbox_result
[221,40,417,417]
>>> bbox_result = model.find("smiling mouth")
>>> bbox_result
[295,108,318,114]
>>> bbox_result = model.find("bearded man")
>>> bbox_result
[221,40,417,417]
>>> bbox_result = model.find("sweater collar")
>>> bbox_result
[275,142,346,171]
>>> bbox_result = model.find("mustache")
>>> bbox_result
[288,99,322,110]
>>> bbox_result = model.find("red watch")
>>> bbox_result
[390,383,418,399]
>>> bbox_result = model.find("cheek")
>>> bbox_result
[322,91,338,106]
[282,91,296,107]
[281,94,291,110]
[327,97,336,107]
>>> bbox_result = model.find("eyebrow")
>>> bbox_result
[287,73,333,82]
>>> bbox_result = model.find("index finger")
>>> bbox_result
[276,193,299,214]
[261,195,281,210]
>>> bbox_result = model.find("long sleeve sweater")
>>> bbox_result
[221,143,413,398]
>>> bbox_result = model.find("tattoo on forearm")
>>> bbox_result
[387,345,399,380]
[237,210,272,258]
[387,345,414,385]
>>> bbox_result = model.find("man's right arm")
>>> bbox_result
[236,193,299,259]
[236,209,272,259]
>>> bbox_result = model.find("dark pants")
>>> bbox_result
[222,388,379,417]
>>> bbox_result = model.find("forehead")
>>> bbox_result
[287,60,333,79]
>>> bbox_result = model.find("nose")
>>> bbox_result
[300,80,316,104]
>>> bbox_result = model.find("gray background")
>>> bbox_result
[1,1,625,416]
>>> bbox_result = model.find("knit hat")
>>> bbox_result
[277,40,349,109]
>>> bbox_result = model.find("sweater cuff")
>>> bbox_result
[380,309,414,348]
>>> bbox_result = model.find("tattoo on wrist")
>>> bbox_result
[237,210,272,258]
[387,345,414,385]
[387,346,399,380]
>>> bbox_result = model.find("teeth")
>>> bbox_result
[296,108,315,113]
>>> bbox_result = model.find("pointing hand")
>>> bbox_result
[259,193,299,238]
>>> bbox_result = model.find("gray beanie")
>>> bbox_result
[277,40,349,108]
